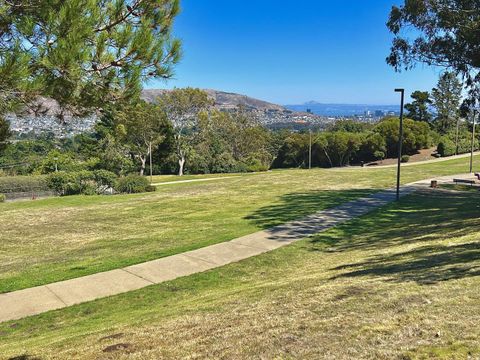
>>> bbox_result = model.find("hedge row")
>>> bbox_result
[0,175,49,193]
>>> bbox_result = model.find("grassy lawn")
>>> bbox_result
[1,188,479,358]
[0,155,479,294]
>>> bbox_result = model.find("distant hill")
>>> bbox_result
[8,90,331,137]
[285,102,400,117]
[142,89,286,112]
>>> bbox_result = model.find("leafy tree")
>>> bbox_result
[404,91,432,123]
[374,117,431,157]
[0,116,10,153]
[157,88,213,176]
[0,0,181,115]
[386,0,479,101]
[114,101,171,176]
[431,72,463,135]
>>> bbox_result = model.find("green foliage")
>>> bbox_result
[431,72,463,134]
[0,193,4,202]
[0,0,182,114]
[0,175,48,193]
[115,174,150,194]
[327,119,373,133]
[404,91,432,123]
[113,100,172,175]
[374,117,431,157]
[437,137,456,157]
[157,88,214,175]
[387,1,479,84]
[401,155,410,163]
[0,116,10,153]
[46,170,118,195]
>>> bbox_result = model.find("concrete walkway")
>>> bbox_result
[151,176,240,186]
[0,174,472,323]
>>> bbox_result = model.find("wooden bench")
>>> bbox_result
[453,178,476,186]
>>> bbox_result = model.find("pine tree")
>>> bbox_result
[432,72,463,134]
[0,0,181,115]
[404,91,432,123]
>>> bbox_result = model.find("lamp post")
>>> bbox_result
[394,88,405,201]
[308,129,312,170]
[470,109,477,174]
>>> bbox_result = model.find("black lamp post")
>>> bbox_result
[394,88,405,201]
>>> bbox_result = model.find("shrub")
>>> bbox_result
[46,170,118,195]
[0,175,48,193]
[0,194,5,202]
[373,150,385,160]
[145,185,157,192]
[401,155,410,163]
[437,137,456,157]
[115,175,150,194]
[46,172,75,195]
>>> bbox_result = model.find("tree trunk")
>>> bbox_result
[178,155,185,176]
[139,156,146,176]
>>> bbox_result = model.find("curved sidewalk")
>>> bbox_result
[0,175,465,323]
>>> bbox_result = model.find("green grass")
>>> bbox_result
[1,189,479,359]
[0,155,478,294]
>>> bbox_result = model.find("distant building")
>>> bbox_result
[374,110,384,117]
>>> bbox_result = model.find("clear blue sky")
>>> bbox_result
[146,0,443,105]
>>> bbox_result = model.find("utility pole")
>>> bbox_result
[149,141,153,183]
[308,129,312,170]
[470,110,476,174]
[395,88,405,201]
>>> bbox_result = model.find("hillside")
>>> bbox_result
[8,90,329,136]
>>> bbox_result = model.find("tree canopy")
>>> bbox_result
[404,91,432,123]
[386,0,480,101]
[0,0,182,114]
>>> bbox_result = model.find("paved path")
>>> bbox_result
[0,174,473,323]
[152,176,240,186]
[340,152,480,170]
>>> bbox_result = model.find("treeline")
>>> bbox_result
[274,118,433,168]
[1,79,479,181]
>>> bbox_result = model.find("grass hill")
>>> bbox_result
[1,156,480,358]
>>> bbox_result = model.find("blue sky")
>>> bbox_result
[146,0,444,105]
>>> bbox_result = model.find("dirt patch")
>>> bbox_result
[366,147,437,166]
[102,343,131,353]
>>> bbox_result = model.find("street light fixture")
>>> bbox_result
[394,88,405,201]
[470,108,478,174]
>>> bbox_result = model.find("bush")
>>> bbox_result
[115,175,150,194]
[46,170,118,196]
[437,137,456,157]
[401,155,410,163]
[0,194,5,202]
[146,185,157,192]
[0,175,48,193]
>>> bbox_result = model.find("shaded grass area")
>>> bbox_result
[0,155,479,294]
[0,190,479,359]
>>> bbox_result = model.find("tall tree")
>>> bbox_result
[386,0,480,103]
[404,91,432,123]
[431,72,463,135]
[115,101,171,176]
[0,0,181,115]
[157,88,213,176]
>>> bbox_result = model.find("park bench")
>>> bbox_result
[453,178,476,186]
[475,173,480,181]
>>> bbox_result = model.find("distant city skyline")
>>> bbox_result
[146,0,444,105]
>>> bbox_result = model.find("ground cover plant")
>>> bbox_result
[1,186,479,359]
[0,155,478,294]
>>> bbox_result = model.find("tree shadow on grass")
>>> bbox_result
[244,189,374,230]
[332,242,480,285]
[312,190,480,285]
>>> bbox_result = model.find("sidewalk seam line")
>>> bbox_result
[44,285,68,307]
[120,268,155,285]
